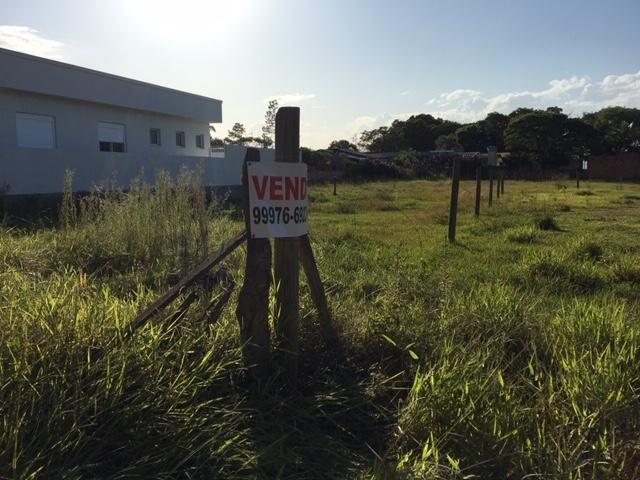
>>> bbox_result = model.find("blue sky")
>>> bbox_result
[1,0,639,148]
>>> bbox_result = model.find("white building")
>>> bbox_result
[0,47,272,195]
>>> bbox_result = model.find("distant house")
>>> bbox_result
[0,47,268,195]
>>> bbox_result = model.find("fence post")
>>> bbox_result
[475,163,482,217]
[488,166,494,207]
[300,234,336,345]
[500,168,505,195]
[332,149,338,196]
[576,159,580,189]
[236,148,272,380]
[448,157,461,243]
[273,107,301,376]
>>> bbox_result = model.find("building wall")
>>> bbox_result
[0,47,222,122]
[588,152,640,180]
[0,89,211,157]
[0,144,275,195]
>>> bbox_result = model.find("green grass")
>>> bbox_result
[2,176,640,478]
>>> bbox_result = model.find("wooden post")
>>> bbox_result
[448,157,461,243]
[488,166,494,207]
[273,107,301,375]
[500,168,505,195]
[576,159,580,189]
[300,234,337,345]
[236,148,272,380]
[332,150,338,196]
[474,164,482,217]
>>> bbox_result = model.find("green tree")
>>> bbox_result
[504,110,575,167]
[329,139,359,151]
[258,100,278,148]
[435,133,462,151]
[224,123,251,145]
[483,112,509,151]
[583,106,640,153]
[455,123,486,152]
[359,123,409,152]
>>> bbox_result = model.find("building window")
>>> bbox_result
[176,131,185,148]
[16,113,56,149]
[150,128,161,146]
[195,134,205,149]
[98,122,126,152]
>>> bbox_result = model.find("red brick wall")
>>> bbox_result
[588,152,640,180]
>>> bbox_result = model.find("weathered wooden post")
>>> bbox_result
[500,168,505,195]
[576,158,581,189]
[300,235,336,344]
[475,163,482,217]
[236,148,272,379]
[274,107,301,375]
[448,157,461,243]
[332,149,338,196]
[488,166,494,207]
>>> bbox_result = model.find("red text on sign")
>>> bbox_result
[251,175,307,201]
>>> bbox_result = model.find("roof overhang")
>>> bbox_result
[0,48,222,123]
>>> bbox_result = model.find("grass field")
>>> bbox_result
[2,175,640,479]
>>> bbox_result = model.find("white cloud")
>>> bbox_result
[0,26,63,59]
[423,72,640,122]
[263,93,316,104]
[348,115,380,132]
[342,72,640,144]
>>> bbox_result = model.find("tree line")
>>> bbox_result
[213,103,640,169]
[337,106,640,168]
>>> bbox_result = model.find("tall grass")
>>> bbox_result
[1,179,640,478]
[58,168,234,279]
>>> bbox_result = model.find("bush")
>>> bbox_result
[536,214,560,231]
[571,239,604,262]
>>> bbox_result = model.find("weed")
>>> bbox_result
[506,225,538,244]
[571,238,604,262]
[333,203,357,214]
[536,214,561,231]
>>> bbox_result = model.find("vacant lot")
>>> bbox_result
[2,177,640,479]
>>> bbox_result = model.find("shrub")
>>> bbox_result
[536,214,560,231]
[571,239,604,262]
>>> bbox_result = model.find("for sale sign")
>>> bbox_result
[247,161,309,238]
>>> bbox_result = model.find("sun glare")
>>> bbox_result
[125,0,249,38]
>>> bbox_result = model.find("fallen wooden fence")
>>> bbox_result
[125,230,247,338]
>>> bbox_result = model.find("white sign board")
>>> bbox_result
[247,161,309,238]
